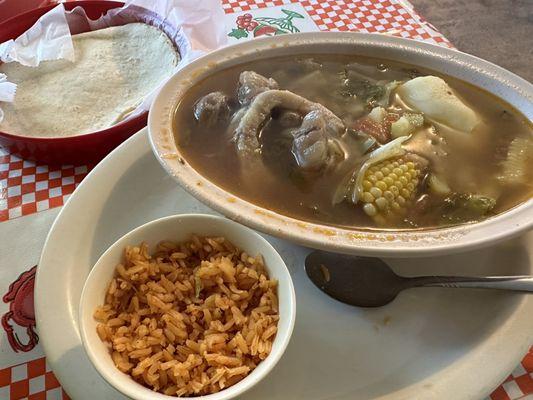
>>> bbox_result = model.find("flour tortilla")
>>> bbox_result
[0,23,179,137]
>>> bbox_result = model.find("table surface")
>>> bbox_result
[0,1,531,400]
[412,0,533,82]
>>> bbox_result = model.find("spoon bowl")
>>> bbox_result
[305,250,533,307]
[305,251,403,307]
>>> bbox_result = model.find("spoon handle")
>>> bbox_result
[408,276,533,292]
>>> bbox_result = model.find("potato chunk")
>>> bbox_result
[398,76,479,132]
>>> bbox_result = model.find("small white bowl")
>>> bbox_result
[79,214,296,400]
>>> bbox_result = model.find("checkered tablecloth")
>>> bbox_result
[0,358,68,400]
[0,1,531,399]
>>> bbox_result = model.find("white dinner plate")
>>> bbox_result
[36,129,533,400]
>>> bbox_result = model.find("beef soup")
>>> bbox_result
[173,55,532,230]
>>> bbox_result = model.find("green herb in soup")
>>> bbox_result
[173,55,533,230]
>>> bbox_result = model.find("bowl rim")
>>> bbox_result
[78,213,296,400]
[0,0,125,30]
[148,32,533,258]
[0,112,147,142]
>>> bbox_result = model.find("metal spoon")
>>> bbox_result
[305,250,533,307]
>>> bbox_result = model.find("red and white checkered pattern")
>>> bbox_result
[0,1,530,399]
[489,349,533,400]
[222,0,453,47]
[0,150,90,222]
[0,350,531,400]
[0,358,70,400]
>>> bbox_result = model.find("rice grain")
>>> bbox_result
[95,236,278,396]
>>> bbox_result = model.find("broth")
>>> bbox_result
[173,55,532,230]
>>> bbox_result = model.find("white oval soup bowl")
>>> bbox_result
[148,32,533,258]
[79,214,296,400]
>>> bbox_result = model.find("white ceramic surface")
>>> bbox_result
[149,32,533,258]
[36,129,533,400]
[79,214,295,400]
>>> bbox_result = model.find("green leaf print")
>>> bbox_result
[228,28,249,39]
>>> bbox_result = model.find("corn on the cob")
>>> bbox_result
[360,156,422,223]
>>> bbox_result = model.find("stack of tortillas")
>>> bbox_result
[0,23,179,137]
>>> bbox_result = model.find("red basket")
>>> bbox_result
[0,1,179,164]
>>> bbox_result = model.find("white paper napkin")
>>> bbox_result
[0,0,227,124]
